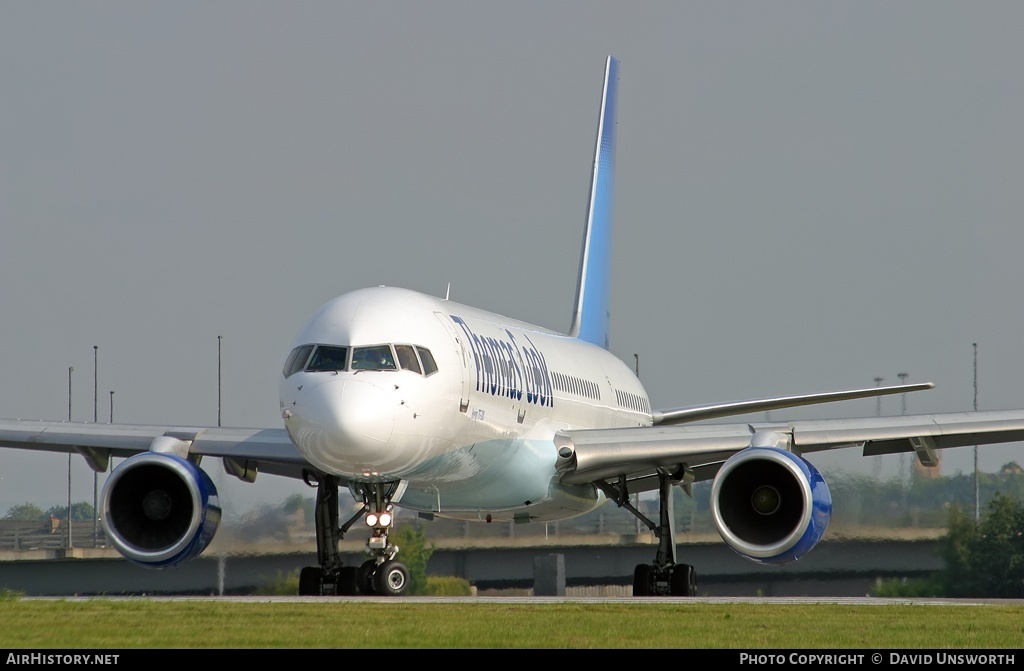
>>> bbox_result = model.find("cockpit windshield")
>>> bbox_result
[282,345,314,378]
[394,344,420,373]
[352,345,397,371]
[283,343,438,377]
[306,346,348,372]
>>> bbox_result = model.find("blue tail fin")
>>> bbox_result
[568,55,619,350]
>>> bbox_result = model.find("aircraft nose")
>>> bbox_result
[288,378,396,474]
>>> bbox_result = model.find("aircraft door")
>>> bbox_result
[434,312,471,412]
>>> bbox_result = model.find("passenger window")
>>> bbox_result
[282,345,314,378]
[416,347,438,376]
[306,346,348,372]
[394,345,421,374]
[352,345,397,371]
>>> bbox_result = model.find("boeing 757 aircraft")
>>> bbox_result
[3,56,1024,597]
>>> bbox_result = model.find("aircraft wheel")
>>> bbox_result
[670,564,697,596]
[336,566,360,596]
[357,560,377,595]
[298,567,322,596]
[632,564,653,596]
[374,560,410,596]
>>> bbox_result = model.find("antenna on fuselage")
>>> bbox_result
[445,282,451,300]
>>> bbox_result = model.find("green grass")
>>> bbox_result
[0,599,1022,648]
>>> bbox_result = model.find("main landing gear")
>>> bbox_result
[596,468,698,597]
[297,473,410,596]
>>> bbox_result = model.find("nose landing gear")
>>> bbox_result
[297,474,410,597]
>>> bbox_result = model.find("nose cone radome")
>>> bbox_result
[287,378,396,476]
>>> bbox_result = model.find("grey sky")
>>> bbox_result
[2,2,1024,516]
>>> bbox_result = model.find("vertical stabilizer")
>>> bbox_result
[568,55,619,350]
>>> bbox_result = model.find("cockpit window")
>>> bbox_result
[306,345,348,372]
[394,345,421,374]
[282,345,314,378]
[351,345,397,371]
[287,343,436,376]
[416,346,438,376]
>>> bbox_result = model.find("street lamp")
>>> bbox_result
[67,366,73,549]
[973,343,979,522]
[93,346,98,545]
[872,377,883,480]
[897,372,909,415]
[897,372,909,509]
[218,335,222,427]
[873,376,884,416]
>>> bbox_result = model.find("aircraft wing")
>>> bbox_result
[650,382,935,425]
[0,419,317,482]
[554,409,1024,492]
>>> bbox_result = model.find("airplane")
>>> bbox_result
[4,55,1024,597]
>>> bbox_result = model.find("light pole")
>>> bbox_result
[93,346,98,545]
[67,366,73,549]
[218,335,222,427]
[897,372,909,415]
[872,377,883,480]
[973,343,979,522]
[897,372,909,509]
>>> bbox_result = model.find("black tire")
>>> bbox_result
[298,567,322,596]
[632,564,653,596]
[357,560,377,595]
[336,566,360,596]
[670,564,697,597]
[373,560,410,596]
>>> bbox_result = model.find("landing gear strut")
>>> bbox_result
[297,473,410,596]
[597,468,697,596]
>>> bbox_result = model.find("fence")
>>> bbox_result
[0,519,107,551]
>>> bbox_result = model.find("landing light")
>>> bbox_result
[365,508,394,529]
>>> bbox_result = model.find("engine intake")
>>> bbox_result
[101,452,221,568]
[709,447,831,565]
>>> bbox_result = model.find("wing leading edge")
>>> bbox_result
[651,382,934,425]
[0,419,316,482]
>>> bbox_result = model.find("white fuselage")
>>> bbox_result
[278,286,651,522]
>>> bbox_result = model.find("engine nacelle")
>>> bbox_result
[100,452,221,569]
[709,447,831,565]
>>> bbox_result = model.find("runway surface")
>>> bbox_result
[20,595,1024,606]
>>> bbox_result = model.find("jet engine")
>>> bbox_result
[709,447,831,565]
[100,452,221,568]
